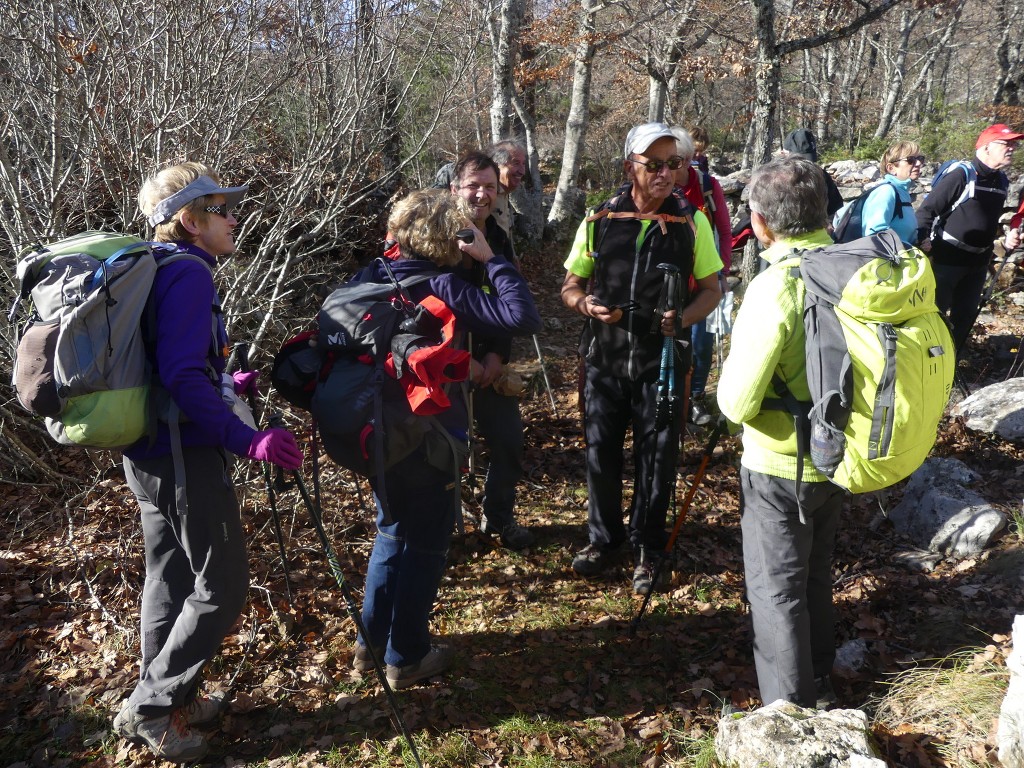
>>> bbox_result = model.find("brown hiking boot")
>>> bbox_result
[385,644,454,689]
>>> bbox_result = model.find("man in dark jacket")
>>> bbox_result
[450,151,536,550]
[560,121,722,595]
[916,123,1023,352]
[783,128,844,219]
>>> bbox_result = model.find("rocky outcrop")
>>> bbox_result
[714,700,885,767]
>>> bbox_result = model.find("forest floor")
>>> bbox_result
[3,251,1024,768]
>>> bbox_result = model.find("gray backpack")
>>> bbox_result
[10,232,209,449]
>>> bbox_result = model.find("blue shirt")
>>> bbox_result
[855,175,917,245]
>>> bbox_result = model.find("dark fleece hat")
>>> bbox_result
[783,129,818,162]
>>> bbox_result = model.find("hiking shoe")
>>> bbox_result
[572,543,616,576]
[632,556,665,595]
[352,641,386,673]
[112,701,145,746]
[690,397,712,426]
[814,675,838,710]
[181,691,227,726]
[385,644,454,690]
[481,516,535,550]
[113,706,209,763]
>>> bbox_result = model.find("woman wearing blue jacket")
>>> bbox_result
[351,189,541,689]
[113,163,304,762]
[838,141,923,245]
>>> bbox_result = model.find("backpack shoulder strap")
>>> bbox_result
[585,196,618,257]
[698,169,716,214]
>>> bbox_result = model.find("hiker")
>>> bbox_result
[672,126,733,426]
[489,139,528,239]
[561,121,722,595]
[113,162,305,762]
[782,128,845,218]
[717,156,846,710]
[352,189,541,688]
[433,138,527,239]
[449,150,536,549]
[690,126,711,176]
[833,141,923,245]
[916,123,1024,352]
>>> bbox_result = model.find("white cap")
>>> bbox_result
[624,122,676,159]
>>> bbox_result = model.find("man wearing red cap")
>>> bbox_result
[917,123,1023,352]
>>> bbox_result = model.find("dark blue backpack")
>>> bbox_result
[832,180,908,244]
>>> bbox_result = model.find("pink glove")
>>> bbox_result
[247,429,303,470]
[233,370,260,397]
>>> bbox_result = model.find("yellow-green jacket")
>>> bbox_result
[716,230,833,482]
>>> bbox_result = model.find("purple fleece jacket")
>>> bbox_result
[355,254,542,432]
[123,243,256,461]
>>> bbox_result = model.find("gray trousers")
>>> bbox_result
[740,467,844,707]
[473,385,524,528]
[123,447,249,716]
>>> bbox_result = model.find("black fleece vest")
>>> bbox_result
[580,187,696,380]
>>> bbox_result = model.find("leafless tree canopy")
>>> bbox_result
[2,0,1022,473]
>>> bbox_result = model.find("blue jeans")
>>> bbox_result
[690,320,715,397]
[360,448,457,667]
[473,385,524,528]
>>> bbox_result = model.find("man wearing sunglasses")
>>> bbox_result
[560,122,722,595]
[917,123,1024,353]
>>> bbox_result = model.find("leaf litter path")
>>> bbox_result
[3,271,1024,767]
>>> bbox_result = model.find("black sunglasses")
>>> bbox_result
[897,155,925,165]
[629,156,685,173]
[203,204,232,217]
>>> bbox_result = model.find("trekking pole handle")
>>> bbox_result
[656,263,681,313]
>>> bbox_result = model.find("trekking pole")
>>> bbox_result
[237,344,294,607]
[629,418,726,637]
[633,263,681,588]
[532,333,558,414]
[655,264,681,431]
[268,413,424,768]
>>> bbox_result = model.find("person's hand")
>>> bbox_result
[233,370,260,397]
[918,238,932,253]
[477,353,503,388]
[247,428,303,470]
[660,308,677,337]
[469,358,484,384]
[457,223,495,263]
[1005,227,1022,253]
[583,295,623,325]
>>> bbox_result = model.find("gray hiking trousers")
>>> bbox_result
[739,467,844,708]
[122,446,249,716]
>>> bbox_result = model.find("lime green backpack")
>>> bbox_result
[763,229,955,494]
[11,232,209,449]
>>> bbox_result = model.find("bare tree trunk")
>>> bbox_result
[546,0,598,234]
[873,9,915,139]
[814,47,837,142]
[993,0,1024,105]
[510,91,543,244]
[488,0,524,140]
[750,0,780,167]
[648,72,668,123]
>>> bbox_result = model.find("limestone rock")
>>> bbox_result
[889,458,1007,557]
[952,378,1024,443]
[999,615,1024,768]
[715,700,885,767]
